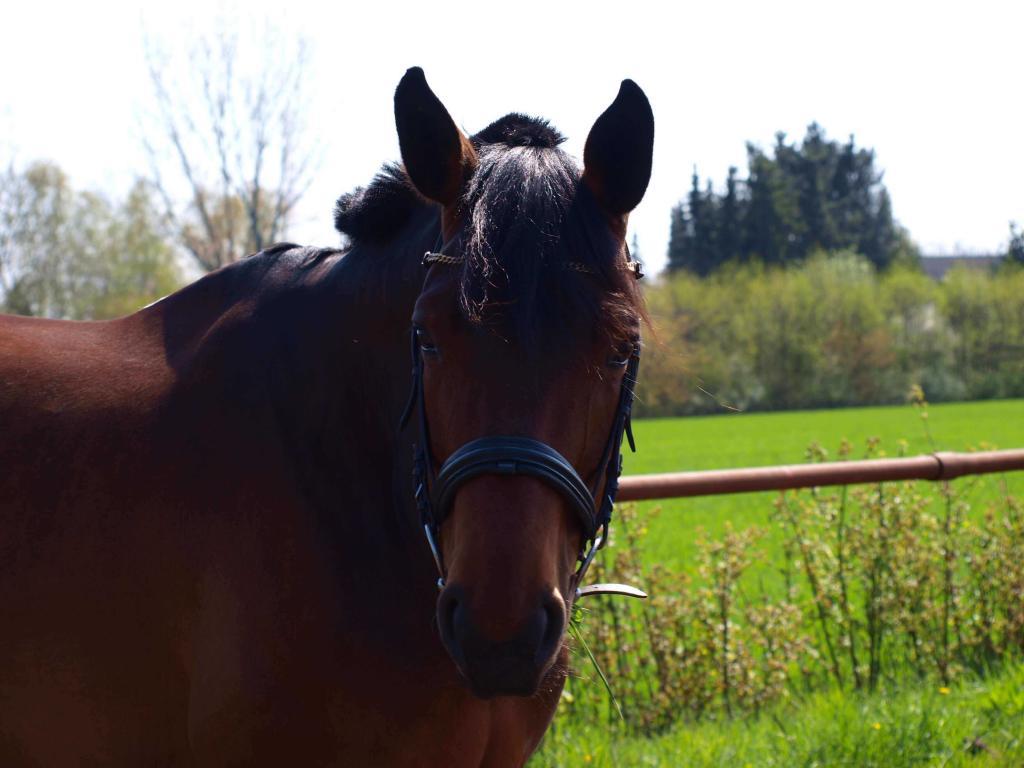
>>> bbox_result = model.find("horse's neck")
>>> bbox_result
[271,229,442,597]
[293,240,444,623]
[148,222,441,620]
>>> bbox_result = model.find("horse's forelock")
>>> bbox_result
[473,113,566,149]
[457,123,643,355]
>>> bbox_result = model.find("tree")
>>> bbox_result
[0,161,182,319]
[718,166,741,265]
[667,200,691,273]
[667,124,911,275]
[143,22,317,272]
[1,161,76,317]
[1009,222,1024,265]
[686,171,716,275]
[744,141,796,266]
[84,180,185,319]
[667,169,721,276]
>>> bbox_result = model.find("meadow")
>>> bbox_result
[623,398,1024,574]
[533,398,1024,766]
[537,662,1024,767]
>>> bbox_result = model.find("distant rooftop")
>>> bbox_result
[920,254,1004,280]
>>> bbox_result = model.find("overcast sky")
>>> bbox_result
[2,0,1021,273]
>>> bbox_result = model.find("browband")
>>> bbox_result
[422,251,644,279]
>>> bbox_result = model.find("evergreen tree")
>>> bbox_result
[718,166,741,264]
[744,144,790,265]
[863,188,898,270]
[666,124,910,274]
[667,168,718,276]
[791,123,835,253]
[1008,222,1024,265]
[691,175,719,275]
[666,201,690,273]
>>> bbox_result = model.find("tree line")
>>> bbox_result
[646,122,1023,413]
[0,23,314,319]
[0,162,180,319]
[666,123,921,275]
[2,30,1022,342]
[637,254,1024,416]
[564,463,1024,733]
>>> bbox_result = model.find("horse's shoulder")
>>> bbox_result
[0,313,170,415]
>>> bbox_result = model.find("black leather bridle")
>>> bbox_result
[399,247,646,600]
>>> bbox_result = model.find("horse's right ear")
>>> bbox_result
[582,80,654,218]
[394,68,477,207]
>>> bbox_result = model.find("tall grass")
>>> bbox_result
[537,399,1024,764]
[536,662,1024,767]
[558,467,1022,734]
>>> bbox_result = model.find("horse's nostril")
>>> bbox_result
[535,594,566,666]
[436,587,567,697]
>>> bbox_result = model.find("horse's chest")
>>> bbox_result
[186,618,559,767]
[326,678,558,768]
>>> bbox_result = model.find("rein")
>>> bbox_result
[400,247,647,601]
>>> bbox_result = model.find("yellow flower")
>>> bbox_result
[939,687,950,695]
[872,722,881,730]
[583,755,592,764]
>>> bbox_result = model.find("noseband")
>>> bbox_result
[399,248,645,600]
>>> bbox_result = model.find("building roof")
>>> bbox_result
[920,254,1004,280]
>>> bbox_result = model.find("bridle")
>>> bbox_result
[399,246,647,601]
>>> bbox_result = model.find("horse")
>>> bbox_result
[0,67,653,766]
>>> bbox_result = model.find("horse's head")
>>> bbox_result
[395,68,653,698]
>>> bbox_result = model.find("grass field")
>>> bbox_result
[533,399,1024,766]
[622,399,1024,574]
[536,662,1024,767]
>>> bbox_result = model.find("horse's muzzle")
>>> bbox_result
[437,584,565,698]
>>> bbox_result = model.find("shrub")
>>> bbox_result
[562,447,1024,735]
[637,256,1024,416]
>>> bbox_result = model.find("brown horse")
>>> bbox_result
[0,68,653,766]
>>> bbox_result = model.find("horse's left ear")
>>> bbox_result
[582,80,654,217]
[394,67,477,207]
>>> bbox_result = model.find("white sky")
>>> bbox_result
[2,0,1021,273]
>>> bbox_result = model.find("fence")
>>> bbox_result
[567,446,1024,734]
[617,448,1024,501]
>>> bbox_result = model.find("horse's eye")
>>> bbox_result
[608,344,633,368]
[416,328,440,356]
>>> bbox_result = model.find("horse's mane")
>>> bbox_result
[333,163,420,246]
[333,114,642,351]
[332,114,566,244]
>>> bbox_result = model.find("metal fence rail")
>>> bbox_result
[617,448,1024,502]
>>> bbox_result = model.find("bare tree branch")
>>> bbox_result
[141,20,318,272]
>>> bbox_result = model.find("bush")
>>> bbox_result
[637,255,1024,416]
[561,445,1024,736]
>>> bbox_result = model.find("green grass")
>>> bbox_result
[622,399,1024,575]
[535,661,1024,767]
[533,400,1024,766]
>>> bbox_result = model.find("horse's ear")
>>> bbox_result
[582,80,654,217]
[394,67,477,207]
